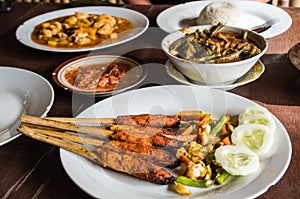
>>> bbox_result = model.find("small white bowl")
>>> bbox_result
[161,25,268,85]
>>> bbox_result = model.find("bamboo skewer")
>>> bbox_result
[21,115,114,137]
[21,124,106,146]
[18,125,102,162]
[45,117,115,125]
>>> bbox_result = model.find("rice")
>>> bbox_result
[196,1,247,27]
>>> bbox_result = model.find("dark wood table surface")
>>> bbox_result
[0,3,299,199]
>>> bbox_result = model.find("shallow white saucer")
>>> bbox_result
[165,59,265,90]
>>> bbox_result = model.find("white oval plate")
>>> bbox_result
[60,85,291,199]
[0,67,54,146]
[16,6,149,52]
[165,59,265,90]
[157,0,292,39]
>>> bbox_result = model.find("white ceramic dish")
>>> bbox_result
[288,42,300,70]
[0,67,54,146]
[157,0,292,39]
[53,55,147,96]
[161,25,267,85]
[60,85,291,199]
[16,6,149,52]
[165,59,265,90]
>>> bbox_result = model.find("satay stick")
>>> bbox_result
[21,115,114,137]
[109,125,175,136]
[18,125,101,162]
[45,117,115,125]
[20,124,106,146]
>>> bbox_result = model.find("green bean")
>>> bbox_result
[198,30,208,38]
[193,53,221,63]
[203,28,210,36]
[176,176,213,188]
[215,47,245,63]
[250,45,261,55]
[210,22,225,37]
[242,30,248,40]
[210,115,228,136]
[215,170,230,185]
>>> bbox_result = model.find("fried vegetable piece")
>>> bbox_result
[174,181,192,196]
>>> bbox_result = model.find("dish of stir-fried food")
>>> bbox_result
[63,62,131,91]
[31,12,133,48]
[169,22,261,63]
[17,105,276,196]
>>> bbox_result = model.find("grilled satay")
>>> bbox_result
[96,148,175,184]
[110,130,197,147]
[109,125,176,136]
[115,114,180,128]
[98,140,180,167]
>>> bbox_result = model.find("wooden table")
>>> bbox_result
[0,3,299,198]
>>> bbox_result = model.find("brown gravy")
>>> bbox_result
[64,62,131,91]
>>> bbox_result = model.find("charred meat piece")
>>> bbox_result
[110,130,182,147]
[99,140,180,167]
[110,125,176,136]
[96,148,175,184]
[115,114,180,128]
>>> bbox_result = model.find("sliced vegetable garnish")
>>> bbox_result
[215,145,260,176]
[239,114,276,133]
[231,124,274,159]
[238,105,271,121]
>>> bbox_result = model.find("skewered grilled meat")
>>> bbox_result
[96,148,176,184]
[110,125,176,136]
[110,130,183,147]
[98,140,180,167]
[115,114,180,128]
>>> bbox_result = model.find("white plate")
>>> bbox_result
[157,0,292,39]
[60,85,291,199]
[16,6,149,52]
[0,67,54,146]
[165,59,265,90]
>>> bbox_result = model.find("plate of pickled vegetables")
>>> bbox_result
[60,85,291,199]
